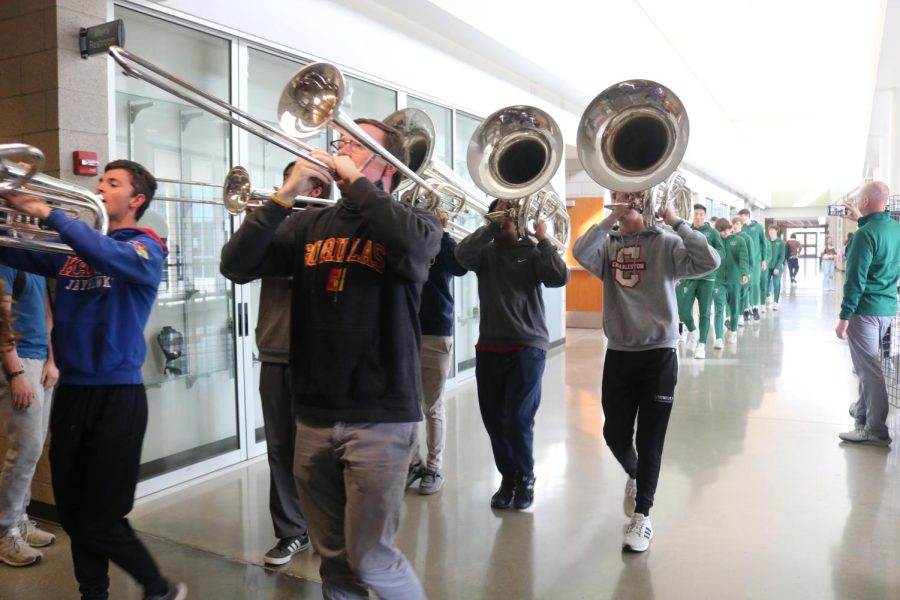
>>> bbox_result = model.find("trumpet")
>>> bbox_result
[0,146,109,255]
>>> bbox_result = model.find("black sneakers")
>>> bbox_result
[406,459,425,489]
[513,476,536,510]
[490,476,536,510]
[490,480,515,509]
[264,533,311,566]
[752,307,760,321]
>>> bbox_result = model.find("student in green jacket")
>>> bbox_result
[758,226,772,314]
[836,181,900,446]
[731,217,753,326]
[765,225,786,310]
[714,218,750,347]
[738,208,767,321]
[677,204,725,359]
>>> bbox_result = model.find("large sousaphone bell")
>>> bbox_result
[467,106,569,251]
[577,79,691,227]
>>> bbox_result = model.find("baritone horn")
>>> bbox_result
[0,145,109,254]
[576,79,690,227]
[467,105,570,252]
[383,108,487,240]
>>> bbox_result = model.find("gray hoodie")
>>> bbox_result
[572,221,720,351]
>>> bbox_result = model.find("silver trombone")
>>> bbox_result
[467,105,570,252]
[576,79,691,227]
[111,47,463,210]
[0,146,109,255]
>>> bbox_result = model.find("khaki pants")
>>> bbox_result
[416,335,453,472]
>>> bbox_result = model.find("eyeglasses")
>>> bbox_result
[329,138,366,153]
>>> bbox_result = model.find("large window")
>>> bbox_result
[116,7,240,481]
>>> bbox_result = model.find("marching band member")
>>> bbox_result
[455,199,569,512]
[573,193,719,552]
[221,118,440,600]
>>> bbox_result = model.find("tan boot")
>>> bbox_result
[19,516,56,548]
[0,527,43,567]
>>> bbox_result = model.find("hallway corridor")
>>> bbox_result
[3,269,899,599]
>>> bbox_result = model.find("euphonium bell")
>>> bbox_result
[577,79,690,227]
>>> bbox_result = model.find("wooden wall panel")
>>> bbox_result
[566,196,605,313]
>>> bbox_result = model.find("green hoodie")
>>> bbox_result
[716,232,751,285]
[686,222,725,281]
[839,211,900,320]
[743,220,765,263]
[768,237,786,271]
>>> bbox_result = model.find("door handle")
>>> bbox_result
[237,302,244,337]
[243,302,250,338]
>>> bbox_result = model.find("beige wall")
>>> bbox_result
[0,0,108,508]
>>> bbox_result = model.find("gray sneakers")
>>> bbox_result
[418,470,444,495]
[0,526,42,567]
[839,428,891,446]
[18,516,55,548]
[146,580,188,600]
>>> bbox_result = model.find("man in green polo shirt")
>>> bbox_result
[835,181,900,446]
[677,204,724,359]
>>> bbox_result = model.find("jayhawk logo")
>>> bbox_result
[131,241,149,259]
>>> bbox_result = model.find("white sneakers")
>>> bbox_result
[623,513,653,552]
[713,338,724,349]
[693,343,706,359]
[725,330,738,345]
[771,302,779,311]
[0,527,42,567]
[623,478,637,517]
[685,330,699,352]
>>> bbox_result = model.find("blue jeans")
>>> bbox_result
[475,347,547,481]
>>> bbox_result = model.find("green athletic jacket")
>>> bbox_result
[685,222,725,282]
[716,232,751,286]
[768,237,786,271]
[743,220,765,263]
[839,211,900,320]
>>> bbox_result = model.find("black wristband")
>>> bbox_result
[7,369,24,381]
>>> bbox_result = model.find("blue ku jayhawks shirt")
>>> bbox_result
[0,209,166,385]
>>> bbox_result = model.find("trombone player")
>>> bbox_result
[220,118,440,600]
[573,192,719,552]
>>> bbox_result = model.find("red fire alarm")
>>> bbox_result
[73,151,99,176]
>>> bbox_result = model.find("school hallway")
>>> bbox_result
[3,262,899,600]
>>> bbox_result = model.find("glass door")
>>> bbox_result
[115,7,247,496]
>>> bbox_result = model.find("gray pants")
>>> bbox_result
[293,418,425,600]
[260,362,306,539]
[0,358,53,534]
[848,315,893,438]
[416,335,453,472]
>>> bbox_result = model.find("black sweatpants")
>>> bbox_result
[601,348,678,516]
[50,384,167,600]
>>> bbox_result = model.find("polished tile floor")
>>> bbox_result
[3,261,899,599]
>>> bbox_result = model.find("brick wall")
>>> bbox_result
[0,0,108,513]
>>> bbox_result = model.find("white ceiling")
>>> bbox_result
[367,0,896,207]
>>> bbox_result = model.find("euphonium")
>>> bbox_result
[467,105,569,251]
[576,79,690,227]
[0,145,108,254]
